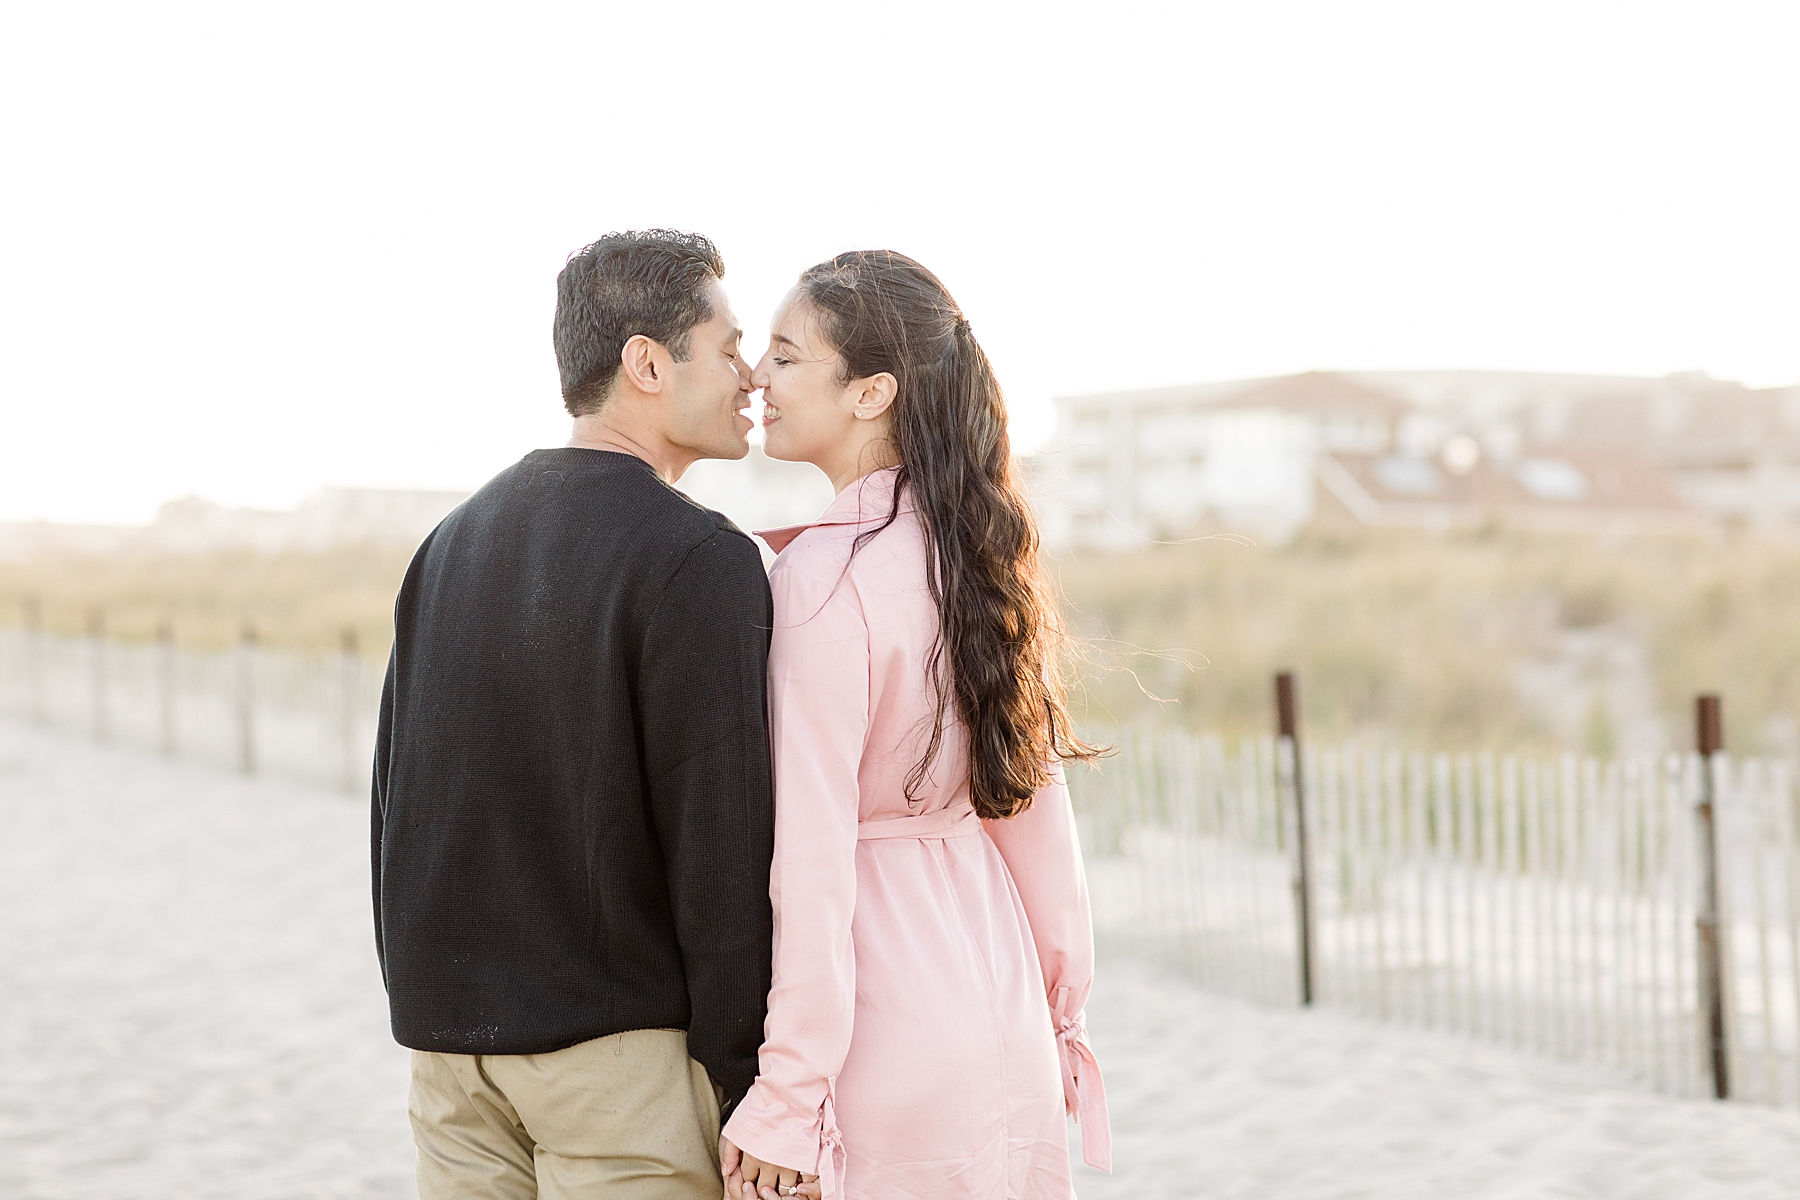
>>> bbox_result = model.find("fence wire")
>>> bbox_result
[1070,729,1800,1107]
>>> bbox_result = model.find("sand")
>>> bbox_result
[4,719,1799,1199]
[0,721,411,1199]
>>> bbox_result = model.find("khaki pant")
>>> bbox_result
[409,1028,725,1200]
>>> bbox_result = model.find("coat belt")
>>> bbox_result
[856,803,980,841]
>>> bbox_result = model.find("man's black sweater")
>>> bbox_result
[372,448,774,1107]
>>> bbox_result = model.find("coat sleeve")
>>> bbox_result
[722,559,864,1190]
[638,529,777,1109]
[982,762,1113,1172]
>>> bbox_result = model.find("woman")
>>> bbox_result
[719,251,1110,1200]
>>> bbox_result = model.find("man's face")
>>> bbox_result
[663,279,753,462]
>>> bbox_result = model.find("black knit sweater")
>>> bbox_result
[372,448,774,1107]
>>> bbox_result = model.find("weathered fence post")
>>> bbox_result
[1277,671,1316,1006]
[1695,693,1729,1100]
[23,596,46,724]
[235,623,257,775]
[88,608,108,742]
[156,618,177,756]
[339,627,359,793]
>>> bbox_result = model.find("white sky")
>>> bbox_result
[1,1,1796,524]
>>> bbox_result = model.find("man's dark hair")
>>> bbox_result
[553,230,726,417]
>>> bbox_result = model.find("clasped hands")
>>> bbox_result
[720,1135,821,1200]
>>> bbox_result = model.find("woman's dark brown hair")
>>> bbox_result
[798,250,1101,819]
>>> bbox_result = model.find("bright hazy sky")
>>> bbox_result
[2,1,1796,523]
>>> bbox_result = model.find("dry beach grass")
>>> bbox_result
[1053,523,1800,757]
[0,544,416,656]
[3,522,1798,755]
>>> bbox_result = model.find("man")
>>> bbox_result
[372,229,774,1199]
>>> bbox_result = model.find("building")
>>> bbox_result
[0,487,473,560]
[1358,370,1800,530]
[1029,372,1409,548]
[1029,369,1800,550]
[0,456,837,564]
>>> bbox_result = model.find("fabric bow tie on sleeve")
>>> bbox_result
[1052,986,1112,1172]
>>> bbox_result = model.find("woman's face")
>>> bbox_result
[751,289,860,467]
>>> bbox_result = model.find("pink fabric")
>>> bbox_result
[723,468,1110,1200]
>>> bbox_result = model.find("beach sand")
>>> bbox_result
[4,720,1798,1199]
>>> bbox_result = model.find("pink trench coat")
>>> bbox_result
[722,468,1109,1200]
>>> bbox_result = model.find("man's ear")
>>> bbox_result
[618,334,667,395]
[852,372,898,421]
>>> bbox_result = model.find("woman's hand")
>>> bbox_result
[719,1135,820,1200]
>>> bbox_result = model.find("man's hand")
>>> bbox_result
[719,1135,820,1200]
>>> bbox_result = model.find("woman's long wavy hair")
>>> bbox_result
[799,250,1102,820]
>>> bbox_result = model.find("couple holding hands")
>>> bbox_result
[372,231,1109,1200]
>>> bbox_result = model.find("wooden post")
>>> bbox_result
[156,618,176,756]
[1277,671,1316,1006]
[339,627,359,793]
[22,596,45,724]
[88,608,108,742]
[1695,694,1729,1100]
[235,623,257,775]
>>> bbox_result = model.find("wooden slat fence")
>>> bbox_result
[0,627,380,792]
[10,622,1800,1107]
[1070,729,1800,1106]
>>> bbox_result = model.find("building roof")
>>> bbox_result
[1214,371,1412,419]
[1053,370,1413,423]
[1319,447,1693,532]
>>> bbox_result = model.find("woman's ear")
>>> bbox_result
[850,373,898,421]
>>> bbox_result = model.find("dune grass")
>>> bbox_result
[1053,523,1800,757]
[4,523,1797,756]
[0,545,416,659]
